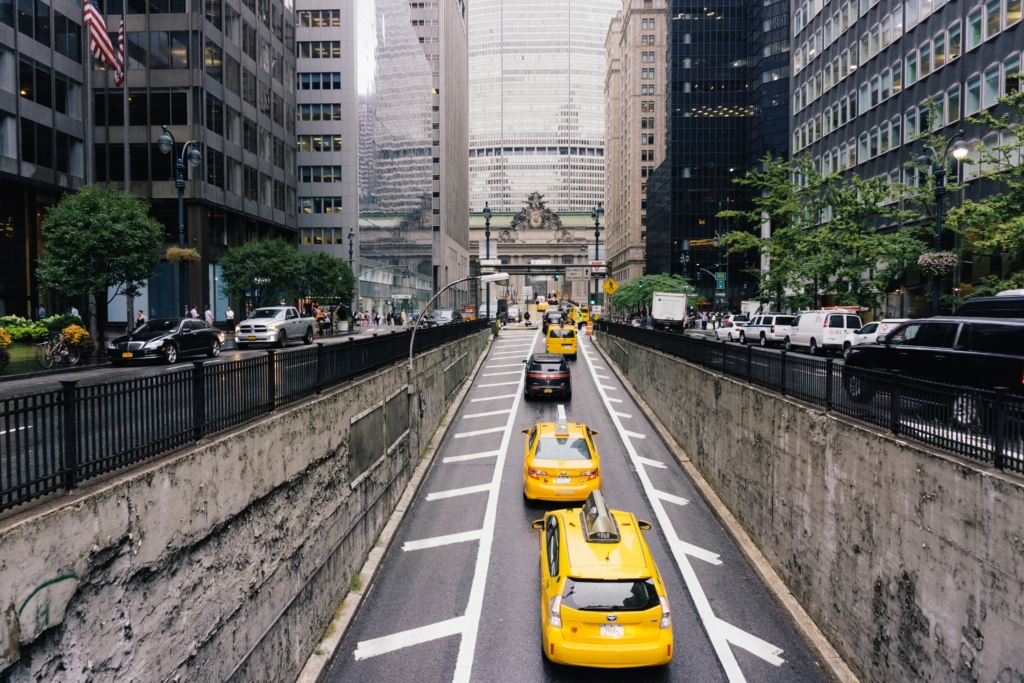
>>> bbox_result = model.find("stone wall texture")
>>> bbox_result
[597,334,1024,683]
[0,330,488,683]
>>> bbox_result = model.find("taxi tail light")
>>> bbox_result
[528,468,548,480]
[659,596,672,629]
[549,595,563,628]
[580,469,599,480]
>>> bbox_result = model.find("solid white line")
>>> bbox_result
[454,426,507,438]
[443,450,501,463]
[353,617,467,661]
[478,381,521,388]
[717,618,786,666]
[614,411,633,418]
[485,363,526,368]
[636,455,666,468]
[578,338,748,681]
[463,409,512,419]
[426,483,493,501]
[623,430,647,439]
[655,490,690,507]
[453,327,539,682]
[470,394,517,403]
[402,529,483,552]
[482,371,523,377]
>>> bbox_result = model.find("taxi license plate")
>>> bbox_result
[248,335,256,340]
[555,476,571,484]
[600,624,624,638]
[121,352,133,358]
[543,389,552,393]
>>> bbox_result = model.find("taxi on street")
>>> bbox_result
[521,406,600,501]
[546,324,578,359]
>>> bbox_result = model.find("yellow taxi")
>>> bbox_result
[537,300,550,312]
[521,406,601,502]
[531,491,673,668]
[546,324,578,359]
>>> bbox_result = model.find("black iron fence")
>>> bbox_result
[0,321,487,512]
[597,321,1024,474]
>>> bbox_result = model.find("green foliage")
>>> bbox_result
[41,314,84,331]
[36,185,164,302]
[611,274,692,314]
[299,251,356,304]
[0,316,50,341]
[218,238,304,307]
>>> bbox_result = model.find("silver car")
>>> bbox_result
[235,306,315,348]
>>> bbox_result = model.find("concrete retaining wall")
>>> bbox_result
[596,334,1024,683]
[0,330,489,683]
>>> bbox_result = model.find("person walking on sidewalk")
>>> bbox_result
[226,306,235,332]
[204,306,214,325]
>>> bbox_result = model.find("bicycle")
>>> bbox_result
[36,333,81,369]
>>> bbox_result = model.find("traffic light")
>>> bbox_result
[554,274,559,281]
[637,278,643,289]
[590,297,596,305]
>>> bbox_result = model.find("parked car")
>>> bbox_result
[108,318,224,365]
[842,318,908,353]
[953,292,1024,318]
[236,306,315,348]
[714,318,748,342]
[843,317,1024,425]
[735,314,796,346]
[785,310,863,355]
[422,309,463,327]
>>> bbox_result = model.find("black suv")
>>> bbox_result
[843,317,1024,402]
[523,353,572,400]
[953,293,1024,318]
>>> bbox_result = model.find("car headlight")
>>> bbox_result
[144,338,164,349]
[106,342,116,350]
[267,324,278,331]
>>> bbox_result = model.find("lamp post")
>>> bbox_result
[590,203,604,306]
[156,126,202,315]
[348,228,355,317]
[918,129,970,316]
[712,231,721,313]
[483,202,492,323]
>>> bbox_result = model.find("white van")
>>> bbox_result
[785,310,863,355]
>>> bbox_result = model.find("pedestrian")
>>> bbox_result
[204,305,214,325]
[190,305,199,319]
[225,306,235,332]
[37,304,46,320]
[401,309,408,326]
[185,305,190,317]
[136,310,146,328]
[70,305,79,317]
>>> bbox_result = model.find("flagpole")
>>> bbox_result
[84,23,94,186]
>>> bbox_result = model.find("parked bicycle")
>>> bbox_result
[36,333,81,369]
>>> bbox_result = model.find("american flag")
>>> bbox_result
[84,0,118,71]
[114,16,125,86]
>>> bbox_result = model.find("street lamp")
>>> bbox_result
[590,203,604,306]
[347,228,356,316]
[680,239,691,280]
[483,202,492,323]
[917,129,970,316]
[156,126,202,315]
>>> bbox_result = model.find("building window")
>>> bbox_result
[891,116,901,146]
[299,196,343,213]
[983,65,1001,107]
[53,11,81,63]
[985,0,1001,38]
[967,9,982,49]
[299,165,342,182]
[906,52,918,85]
[243,166,258,201]
[1004,55,1021,94]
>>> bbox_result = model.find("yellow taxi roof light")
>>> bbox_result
[581,491,619,544]
[555,404,570,436]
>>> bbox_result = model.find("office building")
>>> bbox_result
[790,0,1021,313]
[604,0,668,285]
[467,0,620,214]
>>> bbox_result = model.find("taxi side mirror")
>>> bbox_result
[637,520,652,531]
[521,429,530,435]
[589,430,599,437]
[531,519,545,530]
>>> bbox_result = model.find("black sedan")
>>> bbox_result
[106,318,224,365]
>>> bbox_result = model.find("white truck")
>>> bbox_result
[651,292,687,331]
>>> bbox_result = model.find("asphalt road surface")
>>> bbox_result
[323,330,830,683]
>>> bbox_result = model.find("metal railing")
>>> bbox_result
[0,320,487,512]
[597,322,1023,474]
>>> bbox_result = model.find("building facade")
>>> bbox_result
[790,0,1021,314]
[604,0,668,285]
[467,0,620,214]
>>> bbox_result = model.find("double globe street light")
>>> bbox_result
[156,126,202,314]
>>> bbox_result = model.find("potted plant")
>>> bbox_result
[166,246,202,263]
[917,251,959,276]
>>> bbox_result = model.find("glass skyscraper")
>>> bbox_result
[468,0,620,213]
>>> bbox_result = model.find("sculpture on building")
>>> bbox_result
[510,192,564,231]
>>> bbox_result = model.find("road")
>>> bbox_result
[323,330,829,683]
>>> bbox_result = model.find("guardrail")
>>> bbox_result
[0,321,488,512]
[596,321,1023,474]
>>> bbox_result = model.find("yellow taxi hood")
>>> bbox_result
[563,511,651,579]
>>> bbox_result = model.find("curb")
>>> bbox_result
[294,332,494,683]
[590,333,859,683]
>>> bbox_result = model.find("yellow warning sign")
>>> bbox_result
[602,278,619,296]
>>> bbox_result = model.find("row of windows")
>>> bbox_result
[18,58,82,118]
[640,116,656,128]
[297,134,341,152]
[641,149,656,161]
[297,9,339,27]
[2,0,82,63]
[641,68,656,79]
[641,84,656,95]
[13,118,83,174]
[298,165,341,182]
[95,89,188,127]
[641,133,655,144]
[641,100,656,112]
[296,41,340,59]
[641,34,656,46]
[468,146,604,157]
[410,18,437,25]
[297,103,341,121]
[641,18,656,30]
[297,72,342,90]
[641,51,656,62]
[299,197,342,214]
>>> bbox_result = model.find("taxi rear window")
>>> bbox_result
[535,436,591,460]
[549,329,576,338]
[561,579,659,611]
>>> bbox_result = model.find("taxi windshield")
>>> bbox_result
[562,579,659,611]
[549,329,575,339]
[535,436,591,460]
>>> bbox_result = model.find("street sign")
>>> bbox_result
[392,294,412,300]
[523,285,533,300]
[602,278,619,296]
[565,266,592,282]
[715,272,726,290]
[715,291,727,299]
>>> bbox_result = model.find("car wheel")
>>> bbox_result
[727,332,734,342]
[760,333,768,347]
[565,391,572,400]
[207,340,221,358]
[524,392,532,402]
[784,336,793,351]
[845,373,875,403]
[951,393,981,427]
[164,343,178,364]
[739,332,746,344]
[276,331,287,348]
[809,339,819,356]
[303,327,314,345]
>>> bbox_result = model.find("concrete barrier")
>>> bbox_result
[0,330,489,683]
[595,333,1024,683]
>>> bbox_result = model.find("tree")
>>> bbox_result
[299,251,356,307]
[218,238,304,307]
[36,185,164,316]
[610,274,693,316]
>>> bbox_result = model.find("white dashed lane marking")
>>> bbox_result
[442,450,501,464]
[636,455,666,468]
[654,490,690,507]
[463,409,512,419]
[454,427,507,438]
[470,394,517,403]
[353,617,467,661]
[478,381,521,388]
[402,529,484,552]
[426,483,494,501]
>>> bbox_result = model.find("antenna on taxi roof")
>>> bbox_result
[555,405,569,435]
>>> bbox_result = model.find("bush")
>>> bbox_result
[6,324,48,341]
[62,324,90,345]
[0,328,11,349]
[0,315,31,328]
[0,347,9,374]
[42,313,84,331]
[78,339,97,358]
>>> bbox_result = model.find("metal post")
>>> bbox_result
[177,157,187,315]
[779,351,787,396]
[992,387,1007,468]
[60,380,78,490]
[747,344,753,383]
[825,357,834,411]
[267,349,277,411]
[485,205,491,324]
[932,164,945,316]
[192,361,205,440]
[315,342,324,393]
[890,370,902,435]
